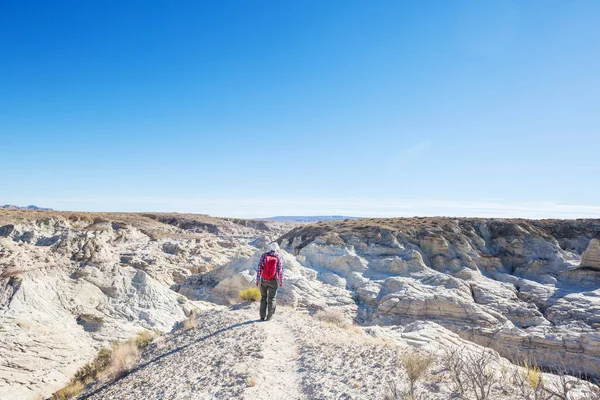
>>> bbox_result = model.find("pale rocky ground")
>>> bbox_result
[1,211,600,399]
[0,210,288,399]
[78,305,598,400]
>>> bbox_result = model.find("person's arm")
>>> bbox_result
[257,253,265,286]
[277,256,283,287]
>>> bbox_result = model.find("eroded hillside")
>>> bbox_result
[0,210,288,399]
[2,213,600,399]
[186,217,600,377]
[276,218,600,373]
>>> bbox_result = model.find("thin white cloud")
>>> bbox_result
[9,196,600,219]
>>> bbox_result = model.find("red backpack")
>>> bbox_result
[262,254,278,280]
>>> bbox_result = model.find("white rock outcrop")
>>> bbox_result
[581,238,600,270]
[0,211,285,399]
[2,212,600,398]
[275,218,600,377]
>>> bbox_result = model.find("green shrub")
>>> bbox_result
[239,287,261,301]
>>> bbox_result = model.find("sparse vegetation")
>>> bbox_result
[314,309,348,327]
[443,347,500,400]
[51,330,156,399]
[512,361,598,400]
[183,310,199,330]
[443,348,600,400]
[52,380,84,400]
[133,330,157,351]
[524,359,542,389]
[239,287,261,302]
[107,341,140,379]
[384,377,404,400]
[400,351,434,399]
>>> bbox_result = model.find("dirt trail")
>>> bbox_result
[77,305,447,399]
[243,312,303,399]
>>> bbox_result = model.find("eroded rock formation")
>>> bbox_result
[0,210,286,399]
[193,218,600,379]
[2,212,600,399]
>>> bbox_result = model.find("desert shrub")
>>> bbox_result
[462,348,500,400]
[443,347,500,400]
[134,330,157,350]
[239,287,261,302]
[52,331,153,398]
[400,351,434,399]
[314,310,348,327]
[105,341,140,379]
[72,347,111,385]
[183,310,199,330]
[443,347,469,396]
[523,362,588,400]
[52,380,84,400]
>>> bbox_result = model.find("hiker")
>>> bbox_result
[256,242,283,321]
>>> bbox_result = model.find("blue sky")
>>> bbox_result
[1,1,599,218]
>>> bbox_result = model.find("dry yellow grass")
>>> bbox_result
[239,287,261,302]
[105,341,140,379]
[51,330,156,398]
[51,380,84,400]
[315,309,348,327]
[522,359,543,388]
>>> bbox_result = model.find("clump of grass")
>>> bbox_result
[106,341,140,379]
[134,330,157,349]
[183,310,199,330]
[52,381,84,400]
[52,330,156,398]
[72,347,112,385]
[239,287,261,302]
[522,359,542,389]
[315,309,349,327]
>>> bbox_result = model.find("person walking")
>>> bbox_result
[256,242,283,321]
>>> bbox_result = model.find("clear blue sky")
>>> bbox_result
[1,1,599,218]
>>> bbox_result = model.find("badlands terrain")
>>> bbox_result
[1,210,600,399]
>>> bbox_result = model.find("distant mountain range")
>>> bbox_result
[258,215,360,223]
[1,204,52,211]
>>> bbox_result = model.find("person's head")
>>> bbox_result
[268,242,280,252]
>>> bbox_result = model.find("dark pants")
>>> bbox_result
[259,279,279,320]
